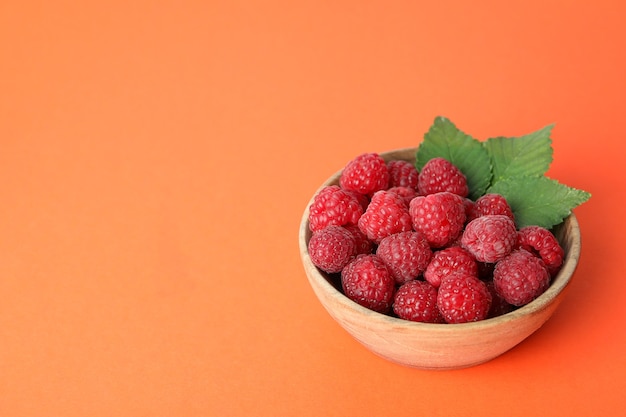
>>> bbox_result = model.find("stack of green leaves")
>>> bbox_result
[415,117,591,229]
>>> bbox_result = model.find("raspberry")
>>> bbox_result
[424,246,477,288]
[343,189,370,211]
[467,193,515,222]
[409,192,466,248]
[308,226,357,273]
[358,190,413,244]
[446,233,463,248]
[340,153,389,196]
[437,273,492,323]
[341,255,395,314]
[493,249,551,306]
[387,160,419,190]
[387,186,419,206]
[461,215,517,263]
[393,280,442,323]
[516,225,564,276]
[485,281,514,318]
[418,157,469,197]
[343,224,374,255]
[462,198,476,221]
[376,231,433,284]
[308,185,364,232]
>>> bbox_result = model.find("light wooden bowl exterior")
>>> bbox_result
[299,147,581,370]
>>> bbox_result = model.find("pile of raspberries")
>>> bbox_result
[307,153,565,324]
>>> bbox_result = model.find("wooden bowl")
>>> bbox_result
[299,147,581,370]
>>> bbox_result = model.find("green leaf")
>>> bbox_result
[487,175,591,229]
[484,124,554,184]
[416,116,492,200]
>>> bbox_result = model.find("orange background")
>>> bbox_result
[1,1,625,415]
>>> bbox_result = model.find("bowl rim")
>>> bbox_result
[299,147,581,332]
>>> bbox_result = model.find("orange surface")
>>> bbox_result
[1,1,625,415]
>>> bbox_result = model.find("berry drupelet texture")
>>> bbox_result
[340,153,390,196]
[376,231,433,284]
[387,159,419,190]
[308,225,357,273]
[517,225,564,276]
[308,185,364,232]
[437,272,492,324]
[493,249,551,306]
[424,246,478,288]
[393,280,442,323]
[358,190,413,244]
[461,215,517,263]
[341,255,396,314]
[418,157,469,197]
[467,193,515,222]
[409,192,467,248]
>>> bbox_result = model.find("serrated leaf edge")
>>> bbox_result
[487,175,591,228]
[484,124,555,184]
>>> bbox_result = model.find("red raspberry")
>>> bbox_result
[376,231,433,284]
[308,185,364,232]
[358,190,413,244]
[468,193,515,222]
[446,233,464,248]
[393,280,442,323]
[341,255,395,314]
[418,157,469,197]
[485,281,514,318]
[343,189,370,211]
[493,249,550,306]
[308,226,357,273]
[387,160,419,190]
[387,186,419,206]
[340,153,389,196]
[409,192,466,248]
[463,198,476,221]
[343,224,374,255]
[424,246,478,288]
[516,226,564,276]
[437,273,492,323]
[461,215,517,263]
